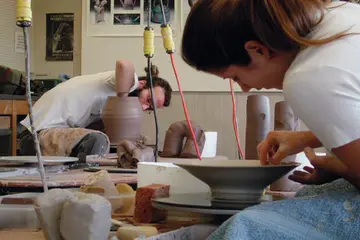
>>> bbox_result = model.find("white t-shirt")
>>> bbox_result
[283,2,360,151]
[21,71,139,132]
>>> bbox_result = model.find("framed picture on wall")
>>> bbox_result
[85,0,178,37]
[143,0,176,33]
[114,0,141,11]
[45,13,74,61]
[86,0,143,36]
[113,0,141,26]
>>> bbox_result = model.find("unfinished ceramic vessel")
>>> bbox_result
[161,120,206,158]
[102,97,143,144]
[274,101,300,132]
[176,159,299,203]
[271,101,301,191]
[245,95,271,159]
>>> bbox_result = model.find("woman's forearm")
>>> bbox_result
[115,60,135,97]
[303,131,323,149]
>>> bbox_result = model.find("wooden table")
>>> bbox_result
[0,229,45,240]
[0,98,35,156]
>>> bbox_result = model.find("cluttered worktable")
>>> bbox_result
[0,169,137,192]
[0,156,137,194]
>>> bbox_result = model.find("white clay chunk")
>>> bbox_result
[34,189,75,240]
[60,192,112,240]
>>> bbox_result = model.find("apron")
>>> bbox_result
[39,128,110,156]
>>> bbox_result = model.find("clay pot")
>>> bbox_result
[270,101,301,192]
[245,95,271,160]
[102,97,143,144]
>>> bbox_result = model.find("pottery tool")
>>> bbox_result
[16,0,48,192]
[157,0,202,160]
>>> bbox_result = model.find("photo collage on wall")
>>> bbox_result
[87,0,176,36]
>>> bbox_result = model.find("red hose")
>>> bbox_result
[170,54,202,160]
[229,79,245,159]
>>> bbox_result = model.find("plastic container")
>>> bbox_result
[0,193,41,229]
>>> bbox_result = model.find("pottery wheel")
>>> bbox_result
[152,193,272,216]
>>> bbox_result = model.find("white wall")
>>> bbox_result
[31,0,82,78]
[81,0,281,93]
[0,0,30,71]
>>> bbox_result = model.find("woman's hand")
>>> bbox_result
[289,148,345,185]
[257,131,322,165]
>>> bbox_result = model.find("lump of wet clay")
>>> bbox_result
[34,189,75,240]
[60,192,112,240]
[161,120,206,158]
[134,184,170,223]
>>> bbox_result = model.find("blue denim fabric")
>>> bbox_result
[207,179,360,240]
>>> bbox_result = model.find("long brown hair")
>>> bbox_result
[181,0,351,72]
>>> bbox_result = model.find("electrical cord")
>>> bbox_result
[159,0,202,160]
[17,0,48,192]
[159,0,167,26]
[229,79,245,159]
[144,0,159,162]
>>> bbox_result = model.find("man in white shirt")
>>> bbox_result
[19,61,172,157]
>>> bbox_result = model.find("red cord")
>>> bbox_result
[229,79,245,159]
[170,54,202,160]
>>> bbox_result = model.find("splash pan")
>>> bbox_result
[175,160,299,203]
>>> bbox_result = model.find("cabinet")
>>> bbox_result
[0,99,36,155]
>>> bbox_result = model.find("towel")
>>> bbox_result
[207,179,360,240]
[117,135,155,169]
[39,128,110,156]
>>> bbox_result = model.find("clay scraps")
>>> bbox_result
[117,135,155,169]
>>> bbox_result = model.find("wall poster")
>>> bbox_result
[46,13,74,61]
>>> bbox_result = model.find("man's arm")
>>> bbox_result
[115,60,135,97]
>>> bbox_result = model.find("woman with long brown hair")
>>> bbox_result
[182,0,360,239]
